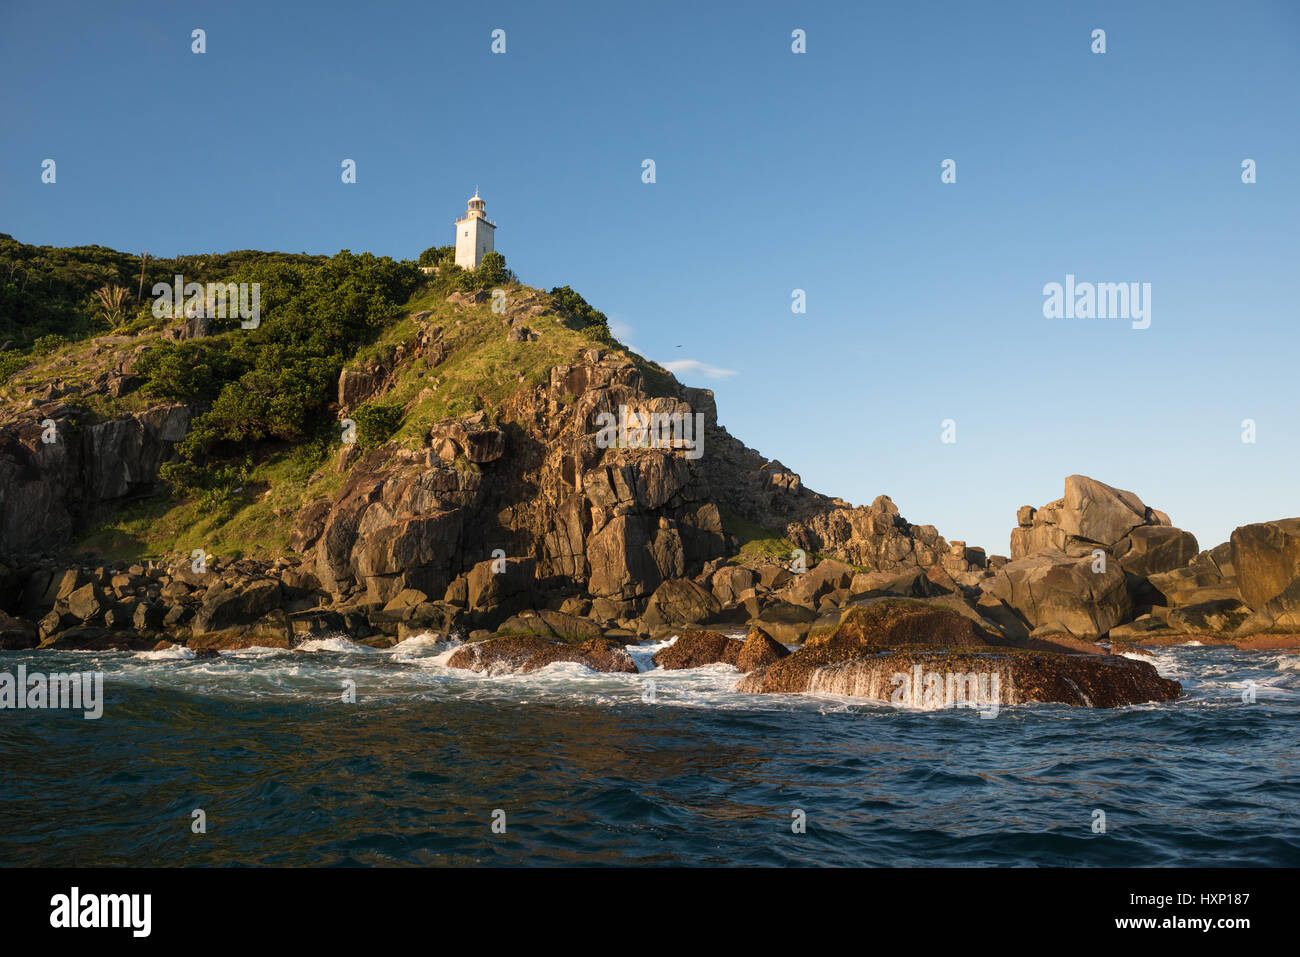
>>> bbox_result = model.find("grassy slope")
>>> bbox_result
[63,279,688,563]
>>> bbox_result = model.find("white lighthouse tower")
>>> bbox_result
[454,189,496,270]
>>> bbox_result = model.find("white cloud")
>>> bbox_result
[660,359,737,379]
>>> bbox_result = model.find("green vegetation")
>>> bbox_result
[2,233,687,562]
[136,339,243,404]
[720,508,798,563]
[76,438,338,562]
[353,401,403,449]
[359,286,600,448]
[0,233,325,351]
[0,350,29,384]
[549,284,612,341]
[144,250,421,491]
[31,333,69,355]
[418,244,455,268]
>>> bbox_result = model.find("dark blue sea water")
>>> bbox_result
[1,637,1297,866]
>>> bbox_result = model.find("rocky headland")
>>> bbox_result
[2,261,1296,710]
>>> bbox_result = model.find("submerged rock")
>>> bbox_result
[732,597,1179,707]
[737,649,1180,709]
[36,627,158,651]
[651,629,742,670]
[446,634,636,675]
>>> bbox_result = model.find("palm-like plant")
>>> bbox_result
[93,283,130,327]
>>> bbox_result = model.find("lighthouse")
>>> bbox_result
[454,189,496,270]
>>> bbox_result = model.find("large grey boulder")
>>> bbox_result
[1112,525,1200,579]
[1059,474,1150,545]
[1230,518,1300,629]
[984,548,1132,638]
[642,578,721,629]
[1010,475,1185,560]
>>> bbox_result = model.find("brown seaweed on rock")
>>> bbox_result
[735,598,1181,708]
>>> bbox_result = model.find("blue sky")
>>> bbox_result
[2,0,1297,555]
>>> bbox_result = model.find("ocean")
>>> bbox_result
[2,637,1297,867]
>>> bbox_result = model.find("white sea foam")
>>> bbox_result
[295,636,379,654]
[387,633,462,661]
[220,645,290,658]
[628,637,675,673]
[134,646,195,661]
[16,633,1292,715]
[1120,648,1187,679]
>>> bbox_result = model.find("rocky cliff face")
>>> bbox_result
[290,349,728,623]
[0,400,189,557]
[0,288,1296,696]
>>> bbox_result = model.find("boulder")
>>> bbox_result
[397,601,466,640]
[66,583,105,622]
[0,611,37,650]
[187,613,293,651]
[984,548,1131,638]
[734,629,790,673]
[494,609,602,643]
[466,556,537,626]
[1166,599,1254,635]
[642,578,721,629]
[1147,544,1239,608]
[192,579,282,633]
[737,648,1180,708]
[428,413,507,464]
[288,609,351,641]
[779,558,854,609]
[711,565,756,605]
[1112,525,1200,579]
[1060,474,1150,545]
[651,629,742,670]
[446,635,637,675]
[749,599,818,644]
[39,627,157,651]
[1231,518,1300,627]
[1010,475,1175,561]
[755,563,794,590]
[337,368,378,411]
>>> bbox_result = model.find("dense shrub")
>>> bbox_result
[31,333,68,355]
[0,233,326,350]
[0,350,29,383]
[550,284,611,339]
[451,250,515,291]
[136,340,246,403]
[418,245,455,267]
[141,250,421,492]
[352,402,404,449]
